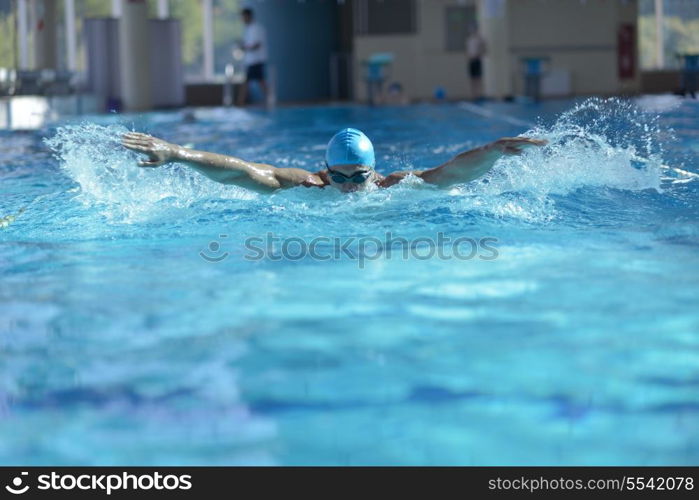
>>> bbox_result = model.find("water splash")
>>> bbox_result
[498,99,667,191]
[44,123,256,223]
[443,98,673,221]
[44,99,681,225]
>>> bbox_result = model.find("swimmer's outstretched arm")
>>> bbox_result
[121,132,323,193]
[380,137,547,188]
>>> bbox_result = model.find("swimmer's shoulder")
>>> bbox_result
[273,167,327,189]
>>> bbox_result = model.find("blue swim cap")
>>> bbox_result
[325,128,375,168]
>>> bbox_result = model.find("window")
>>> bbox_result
[355,0,417,36]
[639,0,699,69]
[0,0,16,68]
[170,0,204,78]
[75,0,112,72]
[170,0,242,80]
[445,5,476,52]
[212,0,243,76]
[2,0,246,82]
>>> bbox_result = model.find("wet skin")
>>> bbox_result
[122,132,547,194]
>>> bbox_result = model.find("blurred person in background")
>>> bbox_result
[466,23,486,101]
[237,7,268,106]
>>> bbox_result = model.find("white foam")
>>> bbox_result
[45,123,257,223]
[45,99,676,225]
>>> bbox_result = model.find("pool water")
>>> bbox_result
[1,97,698,465]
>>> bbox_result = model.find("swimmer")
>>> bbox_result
[121,128,546,193]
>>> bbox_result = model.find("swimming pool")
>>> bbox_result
[1,97,697,465]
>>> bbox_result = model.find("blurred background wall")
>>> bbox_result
[353,0,644,101]
[1,0,699,111]
[253,0,339,103]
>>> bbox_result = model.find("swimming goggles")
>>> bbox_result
[326,165,371,184]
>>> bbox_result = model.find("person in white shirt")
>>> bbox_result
[466,24,487,101]
[237,8,268,106]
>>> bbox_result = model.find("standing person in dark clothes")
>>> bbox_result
[237,8,268,106]
[466,24,487,101]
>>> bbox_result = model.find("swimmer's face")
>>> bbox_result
[326,164,375,193]
[241,12,252,24]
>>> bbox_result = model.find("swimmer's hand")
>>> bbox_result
[490,137,548,155]
[122,132,177,167]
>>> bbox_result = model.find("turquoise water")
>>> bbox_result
[1,97,698,465]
